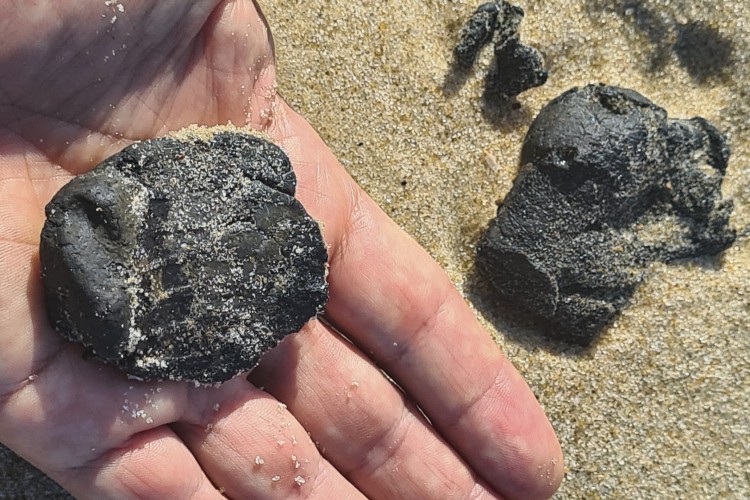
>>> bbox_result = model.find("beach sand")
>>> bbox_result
[261,0,749,497]
[2,0,748,498]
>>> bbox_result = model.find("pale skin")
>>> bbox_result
[0,1,563,499]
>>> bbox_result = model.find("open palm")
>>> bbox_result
[0,1,562,498]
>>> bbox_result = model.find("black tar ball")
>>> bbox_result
[476,85,735,345]
[453,1,547,101]
[40,128,329,383]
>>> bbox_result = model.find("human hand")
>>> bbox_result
[0,1,563,498]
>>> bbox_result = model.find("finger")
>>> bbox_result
[250,320,502,499]
[267,102,563,499]
[59,426,224,500]
[173,381,364,499]
[326,210,563,499]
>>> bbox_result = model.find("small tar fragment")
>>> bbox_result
[454,2,501,68]
[453,1,547,101]
[40,127,329,383]
[476,84,735,345]
[484,37,548,101]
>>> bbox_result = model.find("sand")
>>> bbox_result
[2,0,748,498]
[261,0,750,497]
